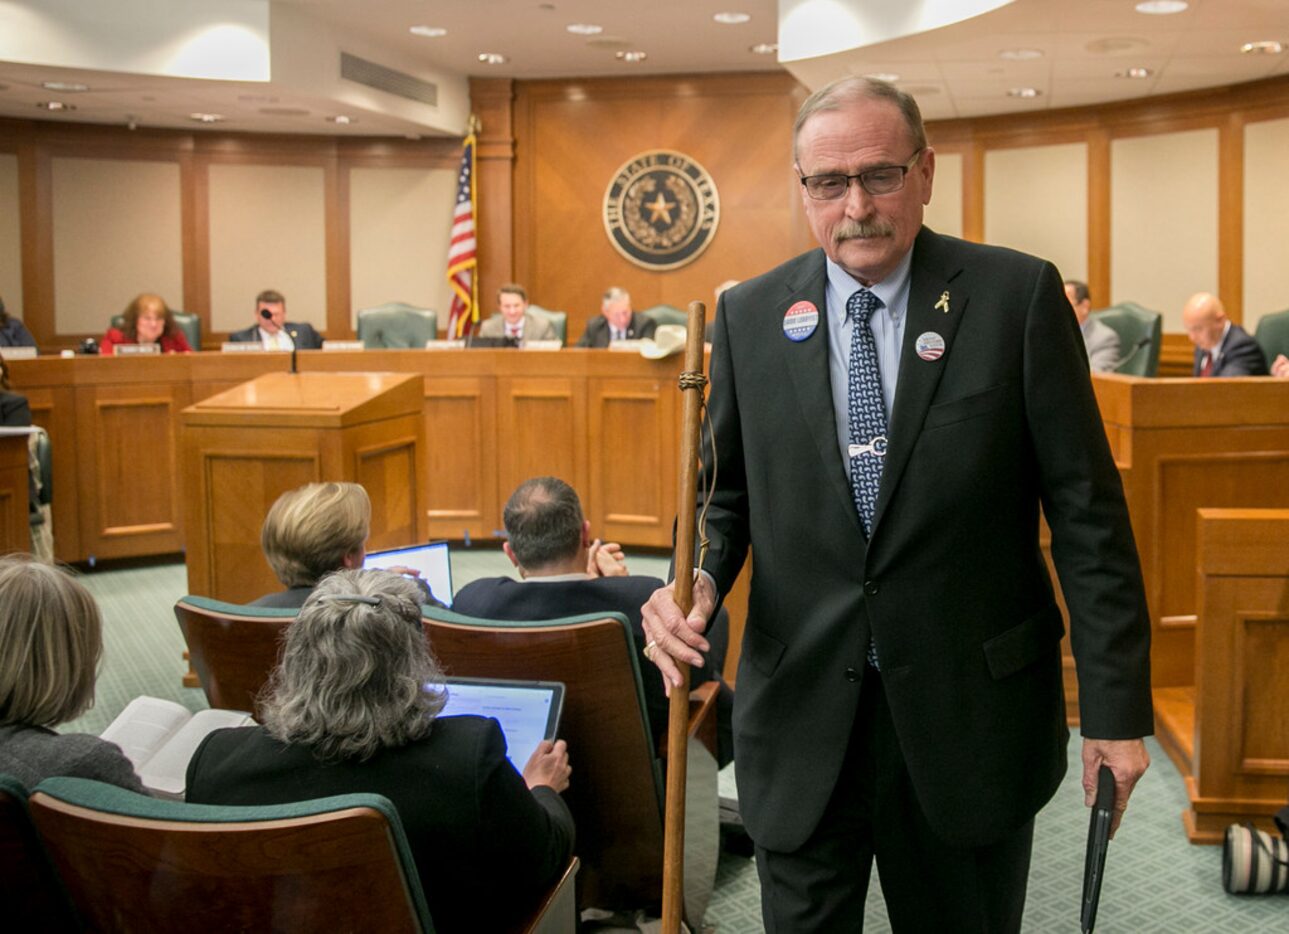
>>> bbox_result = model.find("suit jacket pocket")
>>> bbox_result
[982,604,1065,680]
[741,624,787,679]
[922,383,1011,431]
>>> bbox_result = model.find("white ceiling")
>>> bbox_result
[0,0,1284,136]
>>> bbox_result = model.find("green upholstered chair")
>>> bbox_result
[357,303,439,348]
[1089,302,1163,377]
[110,310,202,350]
[29,777,435,933]
[174,596,299,720]
[0,774,78,932]
[640,303,688,329]
[526,304,568,345]
[422,606,717,926]
[1253,308,1289,367]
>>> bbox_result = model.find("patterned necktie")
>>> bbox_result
[847,288,887,668]
[1199,352,1213,377]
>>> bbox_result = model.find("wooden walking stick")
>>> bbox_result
[661,299,709,933]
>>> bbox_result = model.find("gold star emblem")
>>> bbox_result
[645,192,674,225]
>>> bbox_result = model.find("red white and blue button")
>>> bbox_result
[782,301,819,342]
[915,331,945,361]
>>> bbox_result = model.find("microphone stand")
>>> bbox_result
[289,329,299,375]
[1115,336,1151,373]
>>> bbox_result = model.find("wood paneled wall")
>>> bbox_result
[0,119,459,349]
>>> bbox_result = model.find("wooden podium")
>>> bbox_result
[180,372,426,604]
[0,429,32,555]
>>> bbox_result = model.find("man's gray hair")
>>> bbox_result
[1064,280,1090,305]
[260,569,447,761]
[503,476,584,571]
[793,76,928,162]
[602,286,631,306]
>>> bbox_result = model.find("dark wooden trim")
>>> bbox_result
[1217,114,1244,323]
[1087,129,1112,307]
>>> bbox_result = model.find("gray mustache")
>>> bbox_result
[834,219,895,243]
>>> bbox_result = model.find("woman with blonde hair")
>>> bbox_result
[187,569,574,932]
[0,554,144,791]
[101,292,192,355]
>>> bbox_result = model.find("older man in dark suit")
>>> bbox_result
[575,287,656,347]
[642,77,1152,931]
[1183,291,1268,376]
[228,289,324,350]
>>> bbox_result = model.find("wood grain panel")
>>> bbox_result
[22,383,79,561]
[423,376,498,540]
[496,377,587,506]
[351,420,421,551]
[587,377,675,547]
[0,435,26,555]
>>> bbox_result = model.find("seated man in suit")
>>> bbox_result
[229,289,324,350]
[1063,279,1120,372]
[476,283,558,344]
[1183,292,1268,376]
[575,287,656,347]
[453,475,733,767]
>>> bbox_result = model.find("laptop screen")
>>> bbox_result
[363,541,453,607]
[436,677,565,771]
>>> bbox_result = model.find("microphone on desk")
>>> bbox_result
[260,308,298,374]
[1115,335,1151,371]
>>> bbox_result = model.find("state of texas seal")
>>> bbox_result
[603,150,720,270]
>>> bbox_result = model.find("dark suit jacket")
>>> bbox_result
[703,227,1153,852]
[186,716,574,933]
[575,313,657,348]
[451,574,730,760]
[1192,323,1268,376]
[228,321,324,349]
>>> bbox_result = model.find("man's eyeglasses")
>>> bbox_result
[799,149,924,201]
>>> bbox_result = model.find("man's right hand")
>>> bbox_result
[640,574,716,693]
[522,739,571,793]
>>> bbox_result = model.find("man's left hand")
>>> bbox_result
[1081,737,1150,838]
[587,538,628,577]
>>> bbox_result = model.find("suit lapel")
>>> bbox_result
[777,252,865,535]
[871,228,966,535]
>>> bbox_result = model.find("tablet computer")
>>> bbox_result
[364,541,453,607]
[437,677,564,771]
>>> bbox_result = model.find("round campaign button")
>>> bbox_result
[915,331,946,361]
[783,301,819,342]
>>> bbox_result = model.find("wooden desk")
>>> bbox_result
[7,349,689,563]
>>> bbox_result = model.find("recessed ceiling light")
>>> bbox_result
[189,112,223,123]
[1241,40,1284,55]
[328,115,355,125]
[478,52,508,65]
[41,81,89,92]
[1007,87,1042,98]
[1116,66,1153,78]
[714,12,752,25]
[616,50,648,63]
[750,42,778,55]
[566,24,602,36]
[37,101,74,111]
[998,48,1044,61]
[864,72,901,83]
[1134,1,1187,14]
[409,26,447,38]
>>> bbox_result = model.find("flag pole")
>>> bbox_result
[661,299,708,933]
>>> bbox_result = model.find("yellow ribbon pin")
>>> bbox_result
[935,291,950,314]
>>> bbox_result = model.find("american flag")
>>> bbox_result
[445,128,478,338]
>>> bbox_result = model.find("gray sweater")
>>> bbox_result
[0,722,145,792]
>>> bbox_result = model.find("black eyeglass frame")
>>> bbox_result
[798,148,925,201]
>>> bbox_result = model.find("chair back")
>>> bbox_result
[357,303,439,348]
[640,303,688,329]
[0,774,77,932]
[1090,302,1162,376]
[1254,308,1289,366]
[424,608,665,910]
[174,596,297,718]
[32,426,51,508]
[526,304,568,345]
[111,310,201,349]
[29,777,434,933]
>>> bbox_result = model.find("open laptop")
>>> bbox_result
[437,677,565,771]
[363,541,453,607]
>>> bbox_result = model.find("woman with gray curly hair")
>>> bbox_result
[185,569,574,932]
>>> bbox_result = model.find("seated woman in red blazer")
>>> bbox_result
[101,293,192,355]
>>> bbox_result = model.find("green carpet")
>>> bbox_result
[65,553,1286,931]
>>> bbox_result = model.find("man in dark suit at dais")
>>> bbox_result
[641,76,1153,932]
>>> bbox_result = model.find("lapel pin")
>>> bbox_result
[935,291,951,314]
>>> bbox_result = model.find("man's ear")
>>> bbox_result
[341,548,363,570]
[581,519,592,548]
[502,541,526,577]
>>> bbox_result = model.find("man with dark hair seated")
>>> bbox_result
[453,475,734,769]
